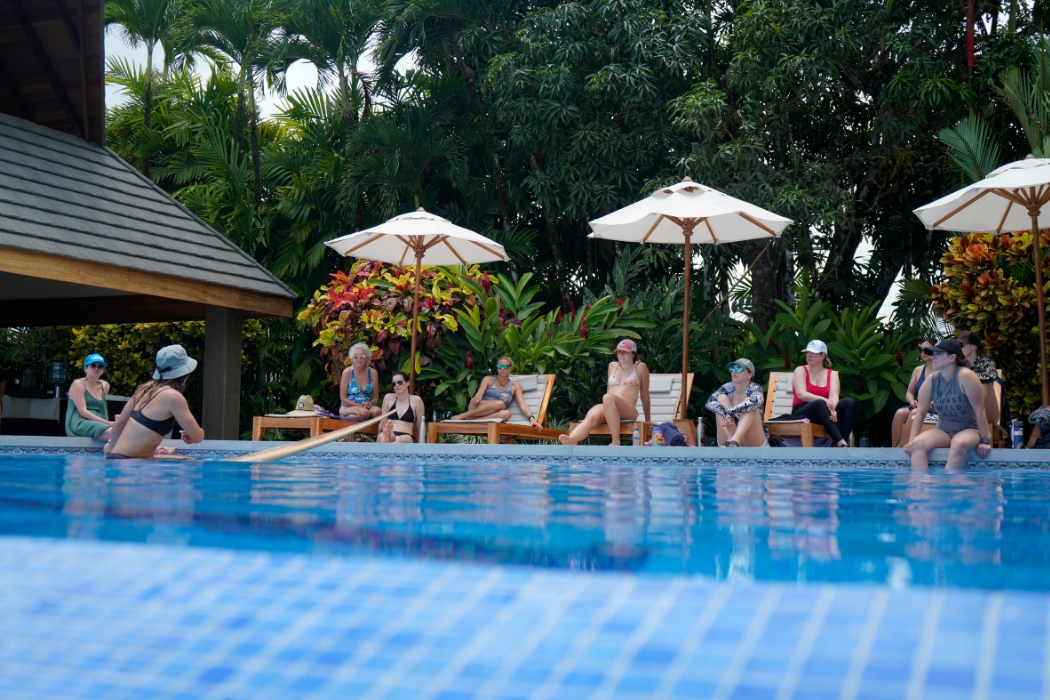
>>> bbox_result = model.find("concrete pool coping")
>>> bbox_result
[3,435,1050,468]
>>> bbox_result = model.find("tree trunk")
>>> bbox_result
[340,71,356,132]
[748,240,787,330]
[528,151,571,310]
[451,42,511,233]
[141,46,153,178]
[247,81,262,206]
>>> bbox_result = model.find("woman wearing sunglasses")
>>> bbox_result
[64,353,114,441]
[339,343,381,420]
[451,356,539,427]
[378,372,426,443]
[705,358,768,447]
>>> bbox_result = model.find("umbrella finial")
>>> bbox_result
[1027,154,1037,160]
[417,207,426,212]
[682,176,693,182]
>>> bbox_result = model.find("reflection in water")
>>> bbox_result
[1,456,1048,590]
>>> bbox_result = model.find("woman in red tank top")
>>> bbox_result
[771,339,857,447]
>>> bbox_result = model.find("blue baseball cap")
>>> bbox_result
[84,353,106,368]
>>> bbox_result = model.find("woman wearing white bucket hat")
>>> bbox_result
[104,345,205,460]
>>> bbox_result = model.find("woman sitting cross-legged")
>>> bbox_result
[451,356,539,427]
[339,342,381,420]
[705,358,768,447]
[773,339,857,447]
[905,339,991,470]
[378,372,426,444]
[559,339,650,446]
[891,338,936,447]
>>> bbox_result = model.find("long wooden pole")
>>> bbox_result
[680,229,692,420]
[1030,211,1050,405]
[409,252,423,394]
[228,411,396,463]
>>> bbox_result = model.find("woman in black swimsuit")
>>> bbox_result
[378,372,425,444]
[104,345,205,459]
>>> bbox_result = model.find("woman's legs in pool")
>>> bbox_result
[945,428,981,471]
[907,427,951,469]
[559,394,638,445]
[451,400,509,420]
[891,406,914,447]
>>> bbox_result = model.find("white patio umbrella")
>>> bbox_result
[326,208,509,393]
[914,156,1050,404]
[588,178,793,400]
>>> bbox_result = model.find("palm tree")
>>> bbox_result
[276,0,384,131]
[191,0,282,205]
[104,0,184,175]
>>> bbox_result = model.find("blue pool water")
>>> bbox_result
[2,455,1048,590]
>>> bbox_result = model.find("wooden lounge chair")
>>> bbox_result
[763,371,833,447]
[252,412,384,441]
[569,373,694,445]
[899,370,1005,447]
[427,374,564,444]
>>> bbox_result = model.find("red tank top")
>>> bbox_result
[792,367,831,409]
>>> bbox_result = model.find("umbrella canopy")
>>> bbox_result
[326,209,509,393]
[589,178,793,411]
[914,156,1050,404]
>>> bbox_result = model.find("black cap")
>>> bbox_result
[956,330,981,349]
[923,338,964,359]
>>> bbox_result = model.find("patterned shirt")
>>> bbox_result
[970,355,997,383]
[706,381,764,418]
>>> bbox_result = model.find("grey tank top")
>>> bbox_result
[482,378,513,407]
[930,370,978,435]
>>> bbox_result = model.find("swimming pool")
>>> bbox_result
[2,452,1049,698]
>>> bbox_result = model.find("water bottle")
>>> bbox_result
[1012,419,1024,449]
[697,417,704,446]
[652,427,664,447]
[632,425,641,447]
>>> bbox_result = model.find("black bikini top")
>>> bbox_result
[131,391,176,436]
[395,400,415,424]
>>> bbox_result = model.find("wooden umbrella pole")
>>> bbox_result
[1031,212,1050,405]
[228,411,396,462]
[409,252,423,395]
[680,229,692,420]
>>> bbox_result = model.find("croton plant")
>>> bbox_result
[931,231,1050,415]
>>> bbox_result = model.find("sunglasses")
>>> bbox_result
[496,363,511,370]
[87,363,105,369]
[728,365,749,373]
[922,348,947,356]
[351,355,369,360]
[392,379,406,386]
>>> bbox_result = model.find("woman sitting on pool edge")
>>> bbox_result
[905,339,991,470]
[450,356,540,427]
[559,339,650,446]
[378,372,426,443]
[104,345,205,460]
[705,358,768,447]
[339,343,381,420]
[65,353,114,441]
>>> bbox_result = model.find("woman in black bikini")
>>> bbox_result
[378,372,425,443]
[104,345,205,459]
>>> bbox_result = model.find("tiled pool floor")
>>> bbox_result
[1,537,1047,700]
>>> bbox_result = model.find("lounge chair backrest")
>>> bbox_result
[642,373,693,422]
[764,370,840,420]
[507,374,555,425]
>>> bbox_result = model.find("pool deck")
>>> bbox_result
[2,435,1050,468]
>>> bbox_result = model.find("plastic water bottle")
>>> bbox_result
[652,427,664,447]
[1012,419,1024,449]
[697,417,704,446]
[632,425,641,447]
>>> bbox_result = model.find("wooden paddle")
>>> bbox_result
[227,411,396,463]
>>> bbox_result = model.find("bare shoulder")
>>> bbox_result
[636,362,650,375]
[958,367,982,387]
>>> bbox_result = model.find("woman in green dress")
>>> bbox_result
[65,353,114,441]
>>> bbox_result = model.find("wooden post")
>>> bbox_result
[680,224,695,420]
[203,305,243,440]
[409,252,423,394]
[1031,212,1050,405]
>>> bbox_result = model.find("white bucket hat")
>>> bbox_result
[153,344,198,380]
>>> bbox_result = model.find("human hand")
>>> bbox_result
[830,410,838,423]
[155,446,178,455]
[976,442,991,458]
[909,399,918,408]
[903,441,914,455]
[180,430,192,444]
[469,397,479,408]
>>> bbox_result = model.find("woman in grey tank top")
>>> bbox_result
[905,339,991,470]
[450,356,540,427]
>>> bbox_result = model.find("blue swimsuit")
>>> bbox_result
[347,367,374,405]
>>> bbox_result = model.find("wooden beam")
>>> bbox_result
[0,53,31,120]
[77,0,88,140]
[0,294,205,327]
[0,246,295,318]
[52,0,81,49]
[7,0,83,138]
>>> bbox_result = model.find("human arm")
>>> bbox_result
[904,380,934,455]
[905,366,922,406]
[512,382,538,426]
[828,371,841,410]
[69,379,111,424]
[791,366,830,407]
[412,396,426,434]
[168,392,205,444]
[1028,425,1042,449]
[705,385,731,417]
[338,368,352,407]
[103,399,134,455]
[368,368,380,406]
[637,363,651,423]
[960,369,992,457]
[468,377,492,408]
